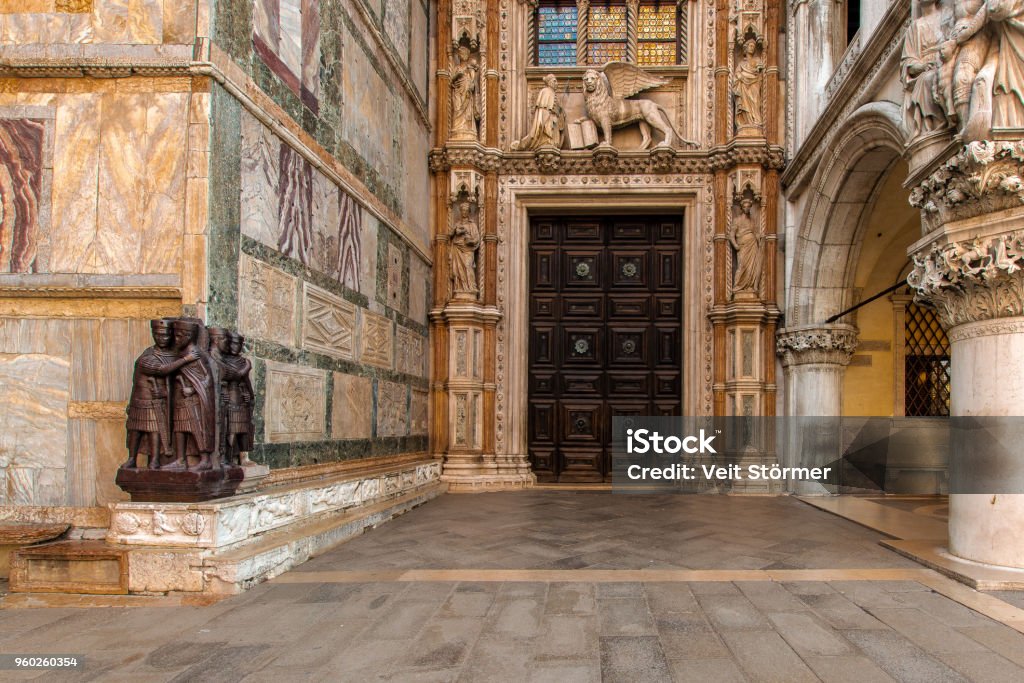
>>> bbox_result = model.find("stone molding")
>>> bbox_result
[908,230,1024,327]
[776,324,858,367]
[946,317,1024,344]
[428,144,786,176]
[911,142,1024,234]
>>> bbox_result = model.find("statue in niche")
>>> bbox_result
[729,195,764,297]
[986,0,1024,130]
[124,320,199,470]
[450,43,481,141]
[449,199,481,300]
[578,62,696,149]
[902,0,949,140]
[512,74,566,151]
[733,37,765,134]
[163,319,218,472]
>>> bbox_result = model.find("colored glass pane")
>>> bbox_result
[589,6,627,40]
[539,43,577,65]
[637,5,676,40]
[537,6,578,42]
[589,42,626,63]
[638,41,675,65]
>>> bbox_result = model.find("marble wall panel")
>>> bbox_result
[340,19,403,192]
[252,0,320,110]
[410,388,427,436]
[410,0,428,100]
[360,309,392,369]
[276,143,314,266]
[162,0,196,44]
[359,212,379,296]
[279,0,303,76]
[300,0,320,107]
[408,255,428,325]
[331,372,372,439]
[376,380,407,438]
[238,253,297,348]
[264,362,326,443]
[0,117,46,273]
[302,282,356,361]
[0,354,69,483]
[93,0,162,44]
[383,0,409,63]
[240,111,281,250]
[48,93,100,273]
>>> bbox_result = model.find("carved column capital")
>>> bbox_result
[907,229,1024,329]
[776,324,858,367]
[910,141,1024,234]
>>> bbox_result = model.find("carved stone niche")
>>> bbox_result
[448,172,484,303]
[732,22,765,137]
[728,171,764,300]
[452,0,483,51]
[450,35,482,143]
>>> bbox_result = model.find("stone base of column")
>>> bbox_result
[441,453,535,492]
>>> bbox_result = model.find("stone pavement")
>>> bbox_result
[2,492,1024,682]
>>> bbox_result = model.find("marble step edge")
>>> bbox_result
[107,459,444,550]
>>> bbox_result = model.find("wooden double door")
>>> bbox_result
[528,215,684,482]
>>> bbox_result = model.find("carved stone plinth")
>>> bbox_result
[115,466,244,503]
[908,166,1024,569]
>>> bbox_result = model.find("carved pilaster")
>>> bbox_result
[576,0,590,65]
[776,324,859,368]
[626,0,639,64]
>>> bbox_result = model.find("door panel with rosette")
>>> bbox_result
[528,216,683,482]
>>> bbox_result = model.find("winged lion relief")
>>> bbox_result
[575,61,697,150]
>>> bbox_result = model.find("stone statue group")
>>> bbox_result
[903,0,1024,142]
[123,318,254,472]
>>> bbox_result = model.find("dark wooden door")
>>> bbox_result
[528,215,683,482]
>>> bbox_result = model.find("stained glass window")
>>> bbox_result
[588,5,627,64]
[534,1,684,66]
[537,5,578,66]
[637,3,677,66]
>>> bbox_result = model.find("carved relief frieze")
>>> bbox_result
[907,231,1024,327]
[302,283,357,361]
[911,141,1024,233]
[396,326,426,377]
[776,325,859,367]
[377,380,409,437]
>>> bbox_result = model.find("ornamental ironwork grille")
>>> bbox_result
[904,303,951,417]
[535,1,687,66]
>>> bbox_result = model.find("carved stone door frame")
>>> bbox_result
[496,176,715,470]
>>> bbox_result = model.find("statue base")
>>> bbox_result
[115,466,244,503]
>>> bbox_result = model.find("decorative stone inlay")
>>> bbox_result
[776,324,859,367]
[302,283,356,361]
[911,142,1024,233]
[377,380,409,438]
[331,373,372,439]
[239,254,297,348]
[360,310,393,369]
[908,231,1024,327]
[395,326,425,377]
[264,362,326,443]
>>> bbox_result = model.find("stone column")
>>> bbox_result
[776,324,858,494]
[908,152,1024,566]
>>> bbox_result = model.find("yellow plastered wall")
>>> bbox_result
[842,161,920,417]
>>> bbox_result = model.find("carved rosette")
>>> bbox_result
[910,141,1024,234]
[775,325,859,367]
[907,231,1024,328]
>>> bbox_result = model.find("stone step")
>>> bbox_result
[9,541,129,595]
